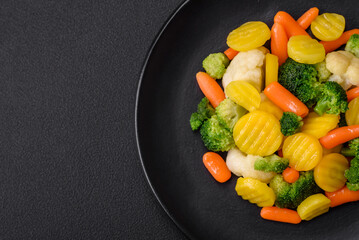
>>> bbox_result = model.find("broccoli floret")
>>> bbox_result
[279,112,303,136]
[200,115,235,152]
[270,171,322,209]
[190,97,215,131]
[278,58,321,107]
[339,113,347,127]
[314,81,348,116]
[315,61,331,82]
[345,34,359,58]
[254,154,289,173]
[215,98,247,132]
[202,53,229,79]
[345,157,359,191]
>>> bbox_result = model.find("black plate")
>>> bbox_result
[136,0,359,239]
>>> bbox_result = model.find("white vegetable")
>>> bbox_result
[222,47,266,93]
[226,147,275,183]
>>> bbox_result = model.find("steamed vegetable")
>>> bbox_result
[282,167,300,183]
[301,112,339,138]
[320,29,359,53]
[345,33,359,57]
[196,72,226,108]
[315,61,331,82]
[254,154,289,173]
[297,194,331,220]
[202,53,229,79]
[320,125,359,149]
[260,207,301,224]
[346,97,359,125]
[190,97,215,131]
[344,157,359,191]
[287,35,325,64]
[270,23,288,65]
[203,152,231,183]
[325,186,359,207]
[297,7,319,30]
[225,81,261,112]
[279,112,303,136]
[215,98,247,131]
[274,11,309,37]
[310,13,345,41]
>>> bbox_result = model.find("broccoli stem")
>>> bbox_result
[314,100,329,116]
[341,147,356,157]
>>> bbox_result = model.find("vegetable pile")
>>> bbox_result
[190,7,359,224]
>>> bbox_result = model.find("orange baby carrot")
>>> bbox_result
[274,11,310,38]
[320,29,359,53]
[282,167,300,183]
[320,125,359,149]
[271,23,288,65]
[297,7,319,30]
[203,152,231,183]
[224,48,239,60]
[347,87,359,102]
[325,186,359,207]
[196,72,225,108]
[264,82,309,118]
[260,207,302,224]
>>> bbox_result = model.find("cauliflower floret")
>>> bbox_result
[326,50,359,90]
[222,47,266,93]
[226,147,275,183]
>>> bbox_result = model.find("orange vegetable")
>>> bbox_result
[264,82,309,118]
[274,11,310,38]
[224,48,239,60]
[320,29,359,53]
[325,186,359,207]
[271,23,288,65]
[347,87,359,102]
[196,72,225,108]
[320,125,359,149]
[297,7,319,30]
[203,152,231,183]
[260,206,302,224]
[282,167,300,183]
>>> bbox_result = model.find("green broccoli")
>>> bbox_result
[314,81,348,116]
[202,53,229,79]
[278,58,321,107]
[200,115,235,152]
[270,171,322,209]
[190,97,215,131]
[341,138,359,157]
[315,61,331,82]
[279,112,303,136]
[215,98,247,132]
[345,34,359,57]
[254,154,289,173]
[345,157,359,191]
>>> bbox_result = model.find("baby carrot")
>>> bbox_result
[260,207,302,224]
[264,82,309,118]
[325,186,359,207]
[274,11,310,38]
[320,29,359,53]
[224,48,239,60]
[297,7,319,30]
[320,125,359,149]
[271,23,288,65]
[347,87,359,102]
[203,152,231,183]
[282,167,300,183]
[196,72,225,108]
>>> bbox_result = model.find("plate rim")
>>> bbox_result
[135,0,194,239]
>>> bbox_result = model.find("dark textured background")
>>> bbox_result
[0,0,186,239]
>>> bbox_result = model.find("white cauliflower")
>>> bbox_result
[222,47,267,93]
[326,50,359,90]
[226,147,275,183]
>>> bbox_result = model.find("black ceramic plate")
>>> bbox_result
[136,0,359,239]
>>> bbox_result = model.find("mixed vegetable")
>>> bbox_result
[189,7,359,224]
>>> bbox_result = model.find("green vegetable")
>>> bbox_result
[341,138,359,157]
[279,112,303,136]
[190,97,215,131]
[315,61,331,82]
[278,58,320,107]
[202,53,229,79]
[314,81,348,116]
[345,34,359,58]
[345,157,359,191]
[254,154,289,173]
[270,171,322,209]
[200,115,235,152]
[215,98,247,132]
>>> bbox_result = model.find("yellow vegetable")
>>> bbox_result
[301,112,339,138]
[346,97,359,125]
[297,194,331,221]
[283,133,322,171]
[311,13,345,41]
[233,110,283,156]
[314,153,349,192]
[322,144,342,156]
[235,177,275,207]
[225,81,261,112]
[287,35,325,64]
[227,21,271,51]
[265,53,279,87]
[258,99,283,120]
